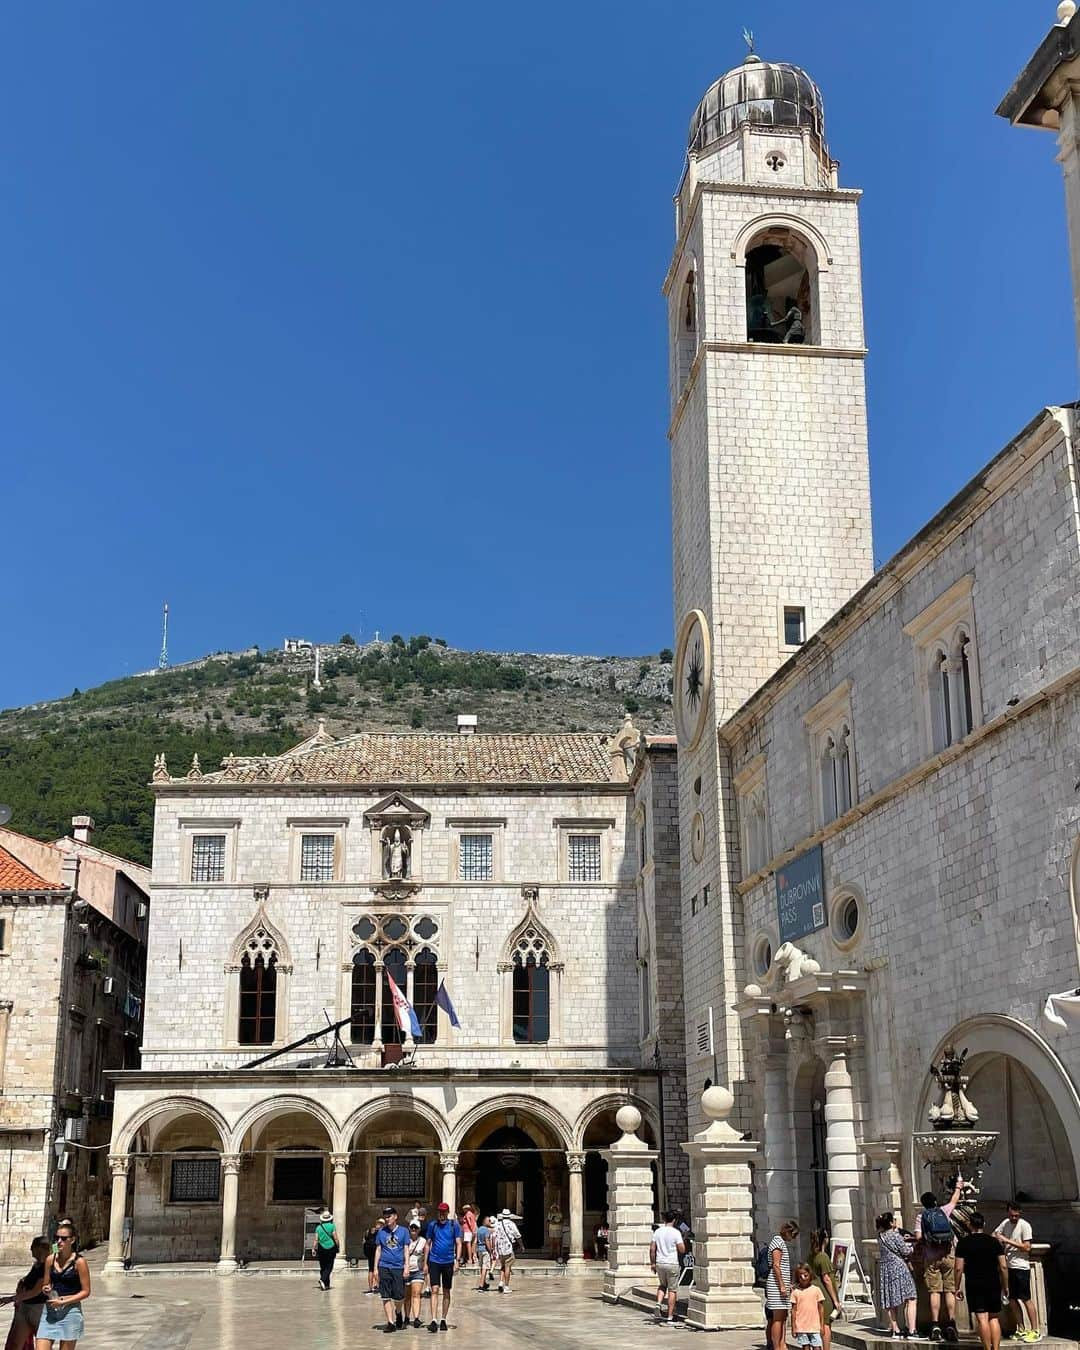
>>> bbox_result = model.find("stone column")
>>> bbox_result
[440,1153,458,1215]
[762,1025,797,1233]
[217,1153,243,1274]
[103,1155,131,1273]
[682,1086,764,1330]
[601,1105,659,1303]
[1058,86,1080,366]
[823,1037,860,1245]
[566,1152,586,1268]
[331,1153,350,1267]
[373,964,384,1050]
[404,964,416,1050]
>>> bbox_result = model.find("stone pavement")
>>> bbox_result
[0,1257,777,1349]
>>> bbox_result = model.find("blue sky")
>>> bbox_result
[0,2,1073,709]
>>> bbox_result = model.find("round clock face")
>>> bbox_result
[674,609,712,750]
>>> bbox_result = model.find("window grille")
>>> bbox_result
[170,1157,220,1203]
[568,834,601,882]
[300,834,335,882]
[459,833,493,881]
[376,1155,425,1199]
[191,834,225,883]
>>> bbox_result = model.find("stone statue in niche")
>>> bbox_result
[929,1044,979,1129]
[384,828,410,880]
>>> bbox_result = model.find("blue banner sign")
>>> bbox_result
[775,844,826,943]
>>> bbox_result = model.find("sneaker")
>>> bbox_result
[497,1284,504,1293]
[891,1332,901,1340]
[428,1321,439,1333]
[413,1319,422,1328]
[396,1313,405,1328]
[929,1329,943,1343]
[944,1324,959,1344]
[383,1327,396,1335]
[439,1321,448,1332]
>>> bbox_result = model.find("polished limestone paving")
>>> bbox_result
[0,1258,770,1349]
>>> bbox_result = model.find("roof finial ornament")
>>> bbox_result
[742,26,760,61]
[1059,1,1077,22]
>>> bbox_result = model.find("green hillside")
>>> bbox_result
[0,637,674,866]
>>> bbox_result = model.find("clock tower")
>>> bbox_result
[666,55,873,1118]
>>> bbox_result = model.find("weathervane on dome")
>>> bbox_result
[742,27,756,55]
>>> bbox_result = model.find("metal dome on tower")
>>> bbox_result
[687,53,828,159]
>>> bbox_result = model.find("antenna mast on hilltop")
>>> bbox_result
[159,602,169,670]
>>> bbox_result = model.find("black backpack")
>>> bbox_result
[754,1245,772,1281]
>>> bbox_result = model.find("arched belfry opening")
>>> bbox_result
[745,227,817,344]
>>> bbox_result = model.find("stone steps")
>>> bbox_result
[834,1327,1078,1350]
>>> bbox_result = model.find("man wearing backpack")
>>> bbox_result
[915,1175,965,1342]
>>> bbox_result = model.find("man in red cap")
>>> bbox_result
[425,1202,462,1332]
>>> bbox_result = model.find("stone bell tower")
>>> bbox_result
[665,54,873,1117]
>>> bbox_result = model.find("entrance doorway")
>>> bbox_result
[794,1059,828,1236]
[473,1125,544,1249]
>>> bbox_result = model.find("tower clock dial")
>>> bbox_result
[674,609,712,750]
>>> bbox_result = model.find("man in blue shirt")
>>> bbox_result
[374,1206,409,1333]
[425,1202,462,1332]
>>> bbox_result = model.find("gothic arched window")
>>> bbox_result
[350,949,376,1045]
[381,947,408,1044]
[239,949,278,1045]
[414,948,439,1045]
[513,948,550,1044]
[957,632,975,738]
[931,647,953,753]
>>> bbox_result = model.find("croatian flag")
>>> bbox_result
[435,980,461,1029]
[385,971,422,1039]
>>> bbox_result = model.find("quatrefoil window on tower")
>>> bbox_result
[766,152,786,173]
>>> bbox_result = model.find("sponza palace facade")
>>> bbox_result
[101,8,1080,1312]
[104,721,688,1267]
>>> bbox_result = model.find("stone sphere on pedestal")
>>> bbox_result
[1060,1,1077,21]
[701,1084,734,1121]
[615,1104,642,1136]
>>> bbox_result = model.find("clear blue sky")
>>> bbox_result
[1,2,1074,709]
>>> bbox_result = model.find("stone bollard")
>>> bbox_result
[601,1104,660,1302]
[681,1085,764,1329]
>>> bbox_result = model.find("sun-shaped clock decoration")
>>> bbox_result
[674,610,712,750]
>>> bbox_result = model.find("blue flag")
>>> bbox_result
[435,980,461,1029]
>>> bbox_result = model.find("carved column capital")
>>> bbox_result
[439,1152,459,1173]
[221,1153,244,1176]
[108,1154,131,1178]
[566,1151,587,1173]
[330,1152,351,1173]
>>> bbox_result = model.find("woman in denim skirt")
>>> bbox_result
[35,1223,90,1349]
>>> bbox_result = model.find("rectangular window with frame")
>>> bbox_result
[783,605,806,647]
[299,833,335,882]
[272,1155,324,1204]
[568,834,602,883]
[458,833,493,881]
[190,834,226,883]
[375,1155,426,1199]
[0,915,8,954]
[170,1157,220,1203]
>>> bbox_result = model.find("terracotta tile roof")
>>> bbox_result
[180,732,624,786]
[0,845,61,893]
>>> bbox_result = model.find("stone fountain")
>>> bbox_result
[913,1045,999,1197]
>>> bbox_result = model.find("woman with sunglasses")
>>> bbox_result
[35,1224,90,1349]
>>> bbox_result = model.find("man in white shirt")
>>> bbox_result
[994,1202,1039,1342]
[493,1209,522,1293]
[650,1210,687,1326]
